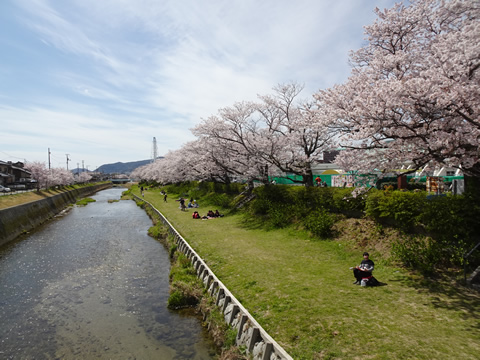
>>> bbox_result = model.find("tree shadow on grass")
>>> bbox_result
[236,213,270,231]
[395,273,480,330]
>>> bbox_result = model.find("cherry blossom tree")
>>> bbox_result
[49,167,75,186]
[25,161,75,189]
[76,172,92,183]
[26,161,49,190]
[317,0,479,178]
[192,83,334,187]
[192,101,271,185]
[255,83,334,186]
[132,144,207,184]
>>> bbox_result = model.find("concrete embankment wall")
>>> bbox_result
[0,184,112,247]
[133,195,293,360]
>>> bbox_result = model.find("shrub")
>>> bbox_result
[332,188,366,213]
[249,185,292,214]
[247,186,299,228]
[148,224,168,239]
[365,190,425,231]
[293,187,334,217]
[303,209,335,238]
[266,203,296,229]
[248,197,271,216]
[207,193,233,208]
[420,195,473,241]
[391,236,442,275]
[168,253,202,309]
[167,287,199,309]
[419,194,480,267]
[169,243,178,258]
[364,189,385,219]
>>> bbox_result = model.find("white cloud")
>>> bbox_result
[1,0,398,168]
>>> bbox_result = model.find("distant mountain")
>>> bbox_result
[95,159,162,174]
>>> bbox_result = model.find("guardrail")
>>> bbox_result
[0,188,36,196]
[133,195,293,360]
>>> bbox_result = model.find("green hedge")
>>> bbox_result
[365,189,480,269]
[365,190,425,231]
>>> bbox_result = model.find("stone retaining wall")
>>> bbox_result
[0,184,112,247]
[134,195,293,360]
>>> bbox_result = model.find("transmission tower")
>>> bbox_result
[151,137,158,163]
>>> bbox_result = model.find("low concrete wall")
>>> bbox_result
[0,184,112,247]
[134,195,293,360]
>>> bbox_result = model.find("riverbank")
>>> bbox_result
[133,194,291,359]
[0,182,112,210]
[0,187,217,359]
[0,183,112,246]
[133,186,480,360]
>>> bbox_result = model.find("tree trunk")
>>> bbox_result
[464,163,480,200]
[304,166,314,187]
[262,164,270,185]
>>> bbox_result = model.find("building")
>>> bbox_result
[0,161,33,187]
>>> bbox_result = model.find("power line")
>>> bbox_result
[0,151,26,161]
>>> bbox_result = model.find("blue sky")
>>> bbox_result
[0,0,397,170]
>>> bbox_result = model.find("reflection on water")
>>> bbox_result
[0,188,216,359]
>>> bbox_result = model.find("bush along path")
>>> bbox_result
[128,184,480,360]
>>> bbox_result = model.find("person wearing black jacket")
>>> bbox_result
[352,252,374,285]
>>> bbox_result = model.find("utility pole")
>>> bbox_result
[66,154,70,171]
[48,148,51,169]
[82,160,85,173]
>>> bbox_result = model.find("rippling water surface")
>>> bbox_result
[0,188,216,359]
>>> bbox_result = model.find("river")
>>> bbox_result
[0,188,216,359]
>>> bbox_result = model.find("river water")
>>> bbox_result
[0,188,216,359]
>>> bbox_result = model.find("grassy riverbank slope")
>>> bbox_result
[134,186,479,360]
[0,183,111,210]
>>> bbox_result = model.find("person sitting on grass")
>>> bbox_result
[352,252,375,286]
[192,211,200,219]
[214,210,223,217]
[207,210,215,218]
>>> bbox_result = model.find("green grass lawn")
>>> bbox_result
[137,188,480,360]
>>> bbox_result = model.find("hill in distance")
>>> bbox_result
[96,159,162,174]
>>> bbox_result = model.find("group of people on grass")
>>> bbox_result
[187,199,199,208]
[192,209,223,220]
[171,195,223,219]
[175,197,201,211]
